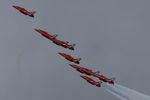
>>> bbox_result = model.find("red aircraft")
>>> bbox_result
[58,52,81,64]
[69,64,100,76]
[80,75,102,87]
[12,5,36,17]
[34,29,58,40]
[51,39,75,50]
[35,29,75,50]
[93,73,115,84]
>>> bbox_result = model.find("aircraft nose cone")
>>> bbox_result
[12,5,17,8]
[68,64,75,68]
[80,75,84,79]
[34,29,38,31]
[80,75,87,80]
[34,29,41,33]
[58,52,63,56]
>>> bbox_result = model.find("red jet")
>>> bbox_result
[69,64,100,76]
[12,5,36,17]
[51,39,75,50]
[34,29,58,40]
[80,75,101,87]
[58,52,81,64]
[93,73,115,84]
[35,29,75,50]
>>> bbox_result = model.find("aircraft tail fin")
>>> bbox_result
[52,34,58,38]
[94,71,100,74]
[97,81,103,84]
[66,41,69,43]
[76,58,82,61]
[71,44,76,47]
[111,77,116,81]
[31,11,36,15]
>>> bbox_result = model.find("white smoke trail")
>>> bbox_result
[115,84,150,100]
[103,83,130,100]
[103,83,150,100]
[105,89,128,100]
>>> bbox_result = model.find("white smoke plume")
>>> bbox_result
[103,83,150,100]
[105,89,128,100]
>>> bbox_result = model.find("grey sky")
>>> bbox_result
[0,0,150,100]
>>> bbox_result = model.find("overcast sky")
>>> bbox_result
[0,0,150,100]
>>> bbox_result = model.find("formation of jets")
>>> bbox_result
[12,5,115,88]
[69,64,115,86]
